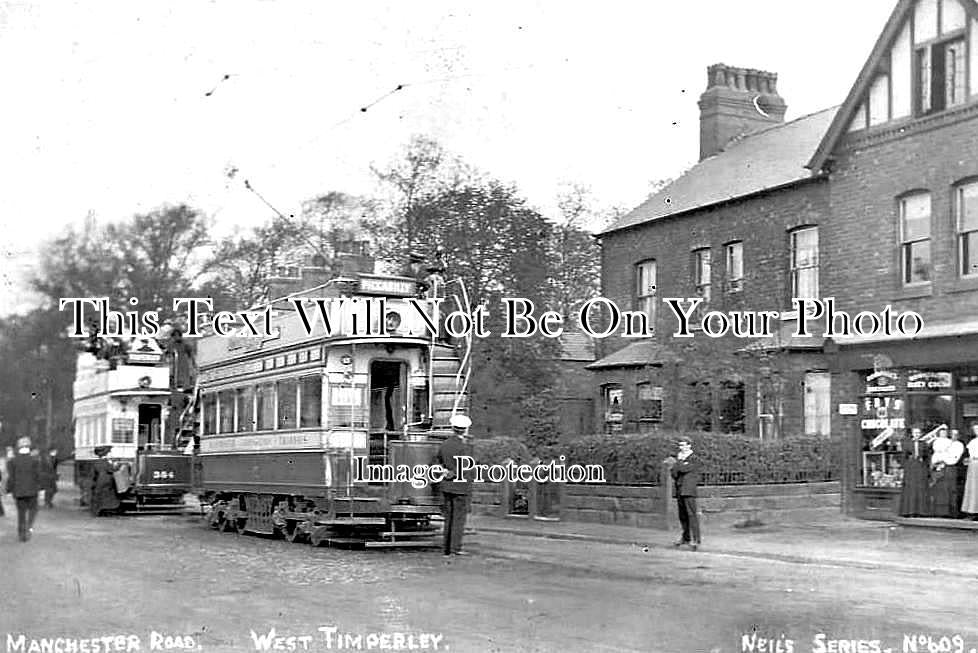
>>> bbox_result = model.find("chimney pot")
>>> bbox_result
[697,62,787,161]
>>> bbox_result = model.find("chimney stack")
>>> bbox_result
[698,63,787,161]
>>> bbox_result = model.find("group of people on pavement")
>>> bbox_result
[0,437,60,542]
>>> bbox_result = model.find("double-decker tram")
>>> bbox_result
[197,268,471,547]
[72,336,194,512]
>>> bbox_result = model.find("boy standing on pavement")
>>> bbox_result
[5,436,42,541]
[669,437,702,551]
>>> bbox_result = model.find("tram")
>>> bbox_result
[196,263,472,547]
[72,334,194,512]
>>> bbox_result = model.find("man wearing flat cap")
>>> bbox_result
[5,436,42,542]
[437,414,474,556]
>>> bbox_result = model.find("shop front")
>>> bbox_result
[831,333,978,521]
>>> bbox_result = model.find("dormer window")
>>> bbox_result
[916,36,966,115]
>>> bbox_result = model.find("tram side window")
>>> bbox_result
[203,394,217,435]
[277,379,298,429]
[300,376,322,428]
[218,389,235,433]
[412,386,429,424]
[236,386,255,432]
[112,418,135,444]
[257,382,275,431]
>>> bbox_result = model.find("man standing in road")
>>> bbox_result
[437,414,474,557]
[669,437,702,551]
[5,436,42,542]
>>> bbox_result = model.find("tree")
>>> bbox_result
[34,204,212,318]
[551,184,603,316]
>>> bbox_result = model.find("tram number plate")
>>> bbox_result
[152,470,175,480]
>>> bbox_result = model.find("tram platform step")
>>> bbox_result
[364,538,439,548]
[315,517,387,526]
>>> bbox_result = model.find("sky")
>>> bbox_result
[0,0,897,316]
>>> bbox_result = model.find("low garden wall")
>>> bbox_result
[470,432,843,528]
[471,479,841,528]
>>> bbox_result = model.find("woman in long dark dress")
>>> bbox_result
[899,429,929,517]
[90,446,121,516]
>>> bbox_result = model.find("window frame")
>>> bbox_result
[914,33,967,116]
[725,241,744,293]
[634,259,657,325]
[957,180,978,278]
[789,226,820,301]
[692,248,712,301]
[898,192,932,286]
[635,381,663,423]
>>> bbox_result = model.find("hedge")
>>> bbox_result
[474,431,842,486]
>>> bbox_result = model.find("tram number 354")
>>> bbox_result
[152,470,175,480]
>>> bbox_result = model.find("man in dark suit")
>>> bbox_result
[670,437,702,551]
[5,437,42,542]
[436,414,474,556]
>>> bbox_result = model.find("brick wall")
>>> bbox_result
[824,107,978,321]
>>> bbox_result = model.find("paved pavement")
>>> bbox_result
[470,510,978,575]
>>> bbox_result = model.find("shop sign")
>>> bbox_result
[865,370,899,394]
[906,371,952,390]
[838,403,858,415]
[860,417,905,430]
[963,402,978,418]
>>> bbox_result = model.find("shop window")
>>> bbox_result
[202,393,216,435]
[277,379,298,429]
[299,376,322,428]
[858,395,906,488]
[899,193,932,285]
[957,181,978,277]
[218,389,235,433]
[256,382,275,431]
[236,386,255,432]
[790,227,819,300]
[635,260,657,325]
[692,249,711,301]
[636,382,663,422]
[725,241,743,292]
[804,372,831,437]
[916,37,966,116]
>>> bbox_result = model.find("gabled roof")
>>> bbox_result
[808,0,978,172]
[600,107,838,235]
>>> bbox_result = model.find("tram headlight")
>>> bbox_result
[385,311,402,333]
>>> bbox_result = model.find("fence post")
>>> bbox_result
[661,460,677,531]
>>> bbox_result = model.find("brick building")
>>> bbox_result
[809,0,978,518]
[590,0,978,522]
[590,69,836,441]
